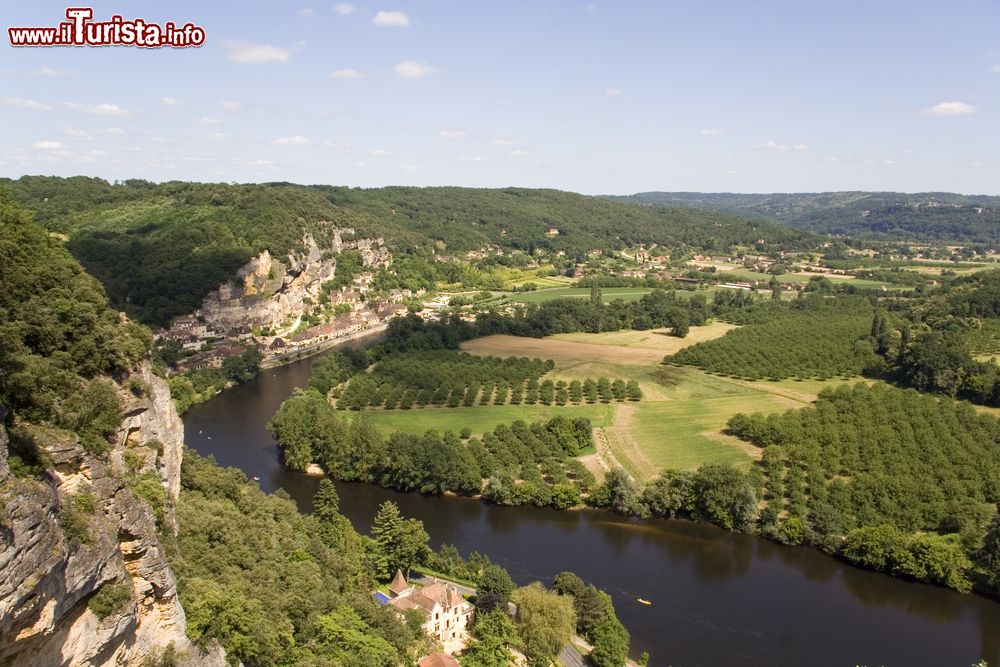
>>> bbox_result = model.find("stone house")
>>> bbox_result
[386,571,473,646]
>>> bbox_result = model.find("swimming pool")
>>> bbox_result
[373,591,389,605]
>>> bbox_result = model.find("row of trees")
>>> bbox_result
[335,351,552,410]
[337,357,641,411]
[727,383,1000,593]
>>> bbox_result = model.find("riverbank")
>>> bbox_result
[260,323,388,368]
[169,326,388,415]
[181,341,1000,666]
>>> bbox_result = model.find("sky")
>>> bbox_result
[1,0,999,195]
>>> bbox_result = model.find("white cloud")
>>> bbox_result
[460,156,484,162]
[161,97,183,107]
[488,138,516,146]
[757,140,809,151]
[400,164,418,171]
[992,64,1000,74]
[371,148,389,156]
[605,87,623,96]
[331,68,364,79]
[102,127,125,135]
[334,3,357,15]
[36,66,61,77]
[438,130,465,139]
[63,102,133,117]
[199,132,228,141]
[32,140,63,150]
[923,101,977,116]
[272,135,310,145]
[297,8,315,18]
[373,11,411,27]
[221,101,243,111]
[223,40,291,64]
[4,97,53,111]
[585,4,601,14]
[198,116,222,124]
[700,128,723,136]
[63,127,93,140]
[509,149,529,157]
[395,60,437,79]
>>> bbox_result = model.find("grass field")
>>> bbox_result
[691,262,905,290]
[361,403,614,438]
[506,286,655,304]
[461,328,862,482]
[549,321,738,353]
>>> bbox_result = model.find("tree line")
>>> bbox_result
[268,388,597,509]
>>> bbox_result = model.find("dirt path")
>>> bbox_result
[597,403,657,482]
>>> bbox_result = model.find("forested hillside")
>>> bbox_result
[310,185,816,255]
[1,177,816,328]
[0,191,151,456]
[610,191,1000,245]
[0,177,381,327]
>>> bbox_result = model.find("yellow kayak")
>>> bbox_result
[637,598,652,606]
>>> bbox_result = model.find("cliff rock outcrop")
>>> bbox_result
[0,369,226,667]
[197,229,391,334]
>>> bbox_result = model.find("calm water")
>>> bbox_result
[184,347,1000,667]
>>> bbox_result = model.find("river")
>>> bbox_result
[183,347,1000,667]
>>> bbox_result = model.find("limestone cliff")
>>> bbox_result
[0,369,226,667]
[197,229,391,333]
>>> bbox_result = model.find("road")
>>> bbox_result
[558,644,586,667]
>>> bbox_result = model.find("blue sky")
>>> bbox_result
[2,0,998,194]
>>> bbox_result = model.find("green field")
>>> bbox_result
[459,331,867,482]
[354,327,865,483]
[360,403,614,438]
[608,368,871,480]
[507,286,655,304]
[723,268,902,290]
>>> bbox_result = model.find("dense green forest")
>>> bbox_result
[610,190,1000,246]
[0,192,150,459]
[0,177,378,327]
[867,271,1000,405]
[172,452,433,666]
[310,184,816,255]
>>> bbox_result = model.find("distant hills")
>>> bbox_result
[0,177,812,327]
[608,191,1000,246]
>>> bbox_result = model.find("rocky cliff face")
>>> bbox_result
[197,229,391,333]
[0,369,226,667]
